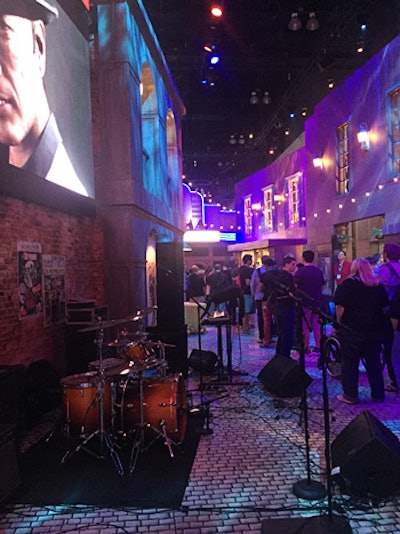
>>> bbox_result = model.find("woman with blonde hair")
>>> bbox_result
[334,258,388,404]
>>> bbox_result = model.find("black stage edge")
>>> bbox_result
[261,514,352,533]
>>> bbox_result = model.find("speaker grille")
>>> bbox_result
[331,410,400,497]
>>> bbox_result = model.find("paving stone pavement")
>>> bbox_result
[1,326,400,533]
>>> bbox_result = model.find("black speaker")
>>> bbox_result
[147,325,188,376]
[257,355,312,397]
[331,410,400,497]
[156,242,185,331]
[188,349,218,374]
[0,365,26,431]
[0,425,21,503]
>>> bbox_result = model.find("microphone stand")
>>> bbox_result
[290,292,326,501]
[188,295,213,435]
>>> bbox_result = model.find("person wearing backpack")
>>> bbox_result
[379,243,400,392]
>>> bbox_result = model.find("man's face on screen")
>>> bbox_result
[0,14,46,147]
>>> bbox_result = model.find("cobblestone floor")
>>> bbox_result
[1,326,400,533]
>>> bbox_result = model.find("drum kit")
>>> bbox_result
[60,308,187,476]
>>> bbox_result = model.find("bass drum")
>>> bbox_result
[61,372,112,438]
[120,374,187,443]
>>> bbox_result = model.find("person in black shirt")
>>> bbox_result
[334,258,388,404]
[274,256,297,358]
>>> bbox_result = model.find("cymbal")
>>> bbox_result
[78,307,157,333]
[130,307,157,321]
[105,339,130,348]
[78,317,132,332]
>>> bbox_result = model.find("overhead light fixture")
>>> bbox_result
[301,107,307,117]
[229,134,237,145]
[262,91,272,104]
[249,91,260,104]
[328,78,334,89]
[284,127,290,136]
[210,53,220,65]
[306,12,319,31]
[356,41,365,53]
[210,5,223,18]
[357,123,370,151]
[288,12,302,31]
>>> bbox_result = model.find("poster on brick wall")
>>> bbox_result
[43,254,66,325]
[17,242,43,319]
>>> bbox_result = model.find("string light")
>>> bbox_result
[308,178,399,219]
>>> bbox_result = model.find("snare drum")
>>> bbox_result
[61,372,112,437]
[119,374,187,442]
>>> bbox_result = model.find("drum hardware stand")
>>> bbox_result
[128,370,180,474]
[61,322,124,476]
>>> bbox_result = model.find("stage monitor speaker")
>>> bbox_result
[257,355,312,397]
[188,349,218,374]
[331,409,400,497]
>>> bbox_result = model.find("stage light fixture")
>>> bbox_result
[210,53,220,65]
[262,91,272,104]
[328,78,334,89]
[357,41,365,53]
[249,91,260,104]
[301,107,307,117]
[288,12,302,31]
[210,5,223,18]
[306,12,319,31]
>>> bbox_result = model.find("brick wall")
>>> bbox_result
[0,195,104,373]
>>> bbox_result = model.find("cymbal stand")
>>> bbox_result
[61,324,124,476]
[129,369,179,474]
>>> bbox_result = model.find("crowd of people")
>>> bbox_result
[185,242,400,404]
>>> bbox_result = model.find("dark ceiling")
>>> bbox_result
[143,0,400,206]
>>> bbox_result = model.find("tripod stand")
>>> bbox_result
[61,323,124,476]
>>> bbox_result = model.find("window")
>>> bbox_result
[336,122,350,194]
[288,175,300,226]
[388,87,400,177]
[263,187,274,231]
[244,196,252,235]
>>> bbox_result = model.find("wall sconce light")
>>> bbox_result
[313,156,324,171]
[357,123,370,151]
